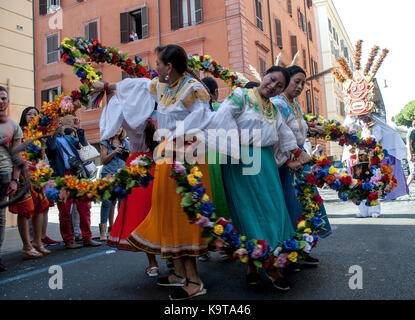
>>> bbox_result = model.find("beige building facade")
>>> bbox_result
[314,0,354,161]
[0,0,35,227]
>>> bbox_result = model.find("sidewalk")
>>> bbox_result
[1,202,106,256]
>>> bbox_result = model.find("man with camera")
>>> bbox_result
[46,119,101,249]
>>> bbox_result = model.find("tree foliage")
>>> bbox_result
[393,100,415,127]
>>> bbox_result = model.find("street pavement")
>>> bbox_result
[1,185,415,300]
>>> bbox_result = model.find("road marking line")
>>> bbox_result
[0,249,117,286]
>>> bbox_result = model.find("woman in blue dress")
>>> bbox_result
[271,65,332,268]
[216,66,308,290]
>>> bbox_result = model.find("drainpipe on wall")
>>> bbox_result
[32,0,36,108]
[267,0,274,63]
[157,0,161,46]
[304,0,315,114]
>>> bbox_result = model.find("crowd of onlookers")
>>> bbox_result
[0,85,130,272]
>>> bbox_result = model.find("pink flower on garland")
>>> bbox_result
[59,95,74,113]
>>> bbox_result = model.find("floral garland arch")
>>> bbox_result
[24,38,397,270]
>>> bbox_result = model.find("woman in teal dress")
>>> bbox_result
[271,65,332,268]
[216,66,306,290]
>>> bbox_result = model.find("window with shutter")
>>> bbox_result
[315,96,319,115]
[308,21,312,41]
[306,90,312,114]
[194,0,203,24]
[39,0,47,15]
[302,49,307,70]
[255,0,263,31]
[141,6,149,38]
[259,57,266,77]
[41,90,49,104]
[287,0,292,16]
[170,0,182,30]
[85,21,98,40]
[290,35,297,59]
[42,86,61,103]
[46,34,58,64]
[120,12,131,43]
[275,19,283,48]
[328,19,332,33]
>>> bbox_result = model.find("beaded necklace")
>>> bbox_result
[253,88,275,124]
[282,93,303,131]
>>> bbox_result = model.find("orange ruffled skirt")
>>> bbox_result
[127,161,212,259]
[9,188,50,219]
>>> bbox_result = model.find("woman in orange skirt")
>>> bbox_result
[9,107,52,259]
[96,44,214,300]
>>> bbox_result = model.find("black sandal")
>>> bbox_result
[157,273,186,287]
[169,279,207,300]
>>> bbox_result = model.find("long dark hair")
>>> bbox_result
[19,106,39,129]
[155,45,188,75]
[144,103,158,153]
[265,66,291,89]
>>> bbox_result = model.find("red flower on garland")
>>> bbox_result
[314,194,323,206]
[305,173,317,185]
[370,157,380,165]
[340,175,352,186]
[368,192,378,202]
[71,90,82,99]
[380,175,390,183]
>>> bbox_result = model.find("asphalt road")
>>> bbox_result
[1,189,415,301]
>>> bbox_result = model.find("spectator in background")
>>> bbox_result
[406,120,415,188]
[0,86,24,271]
[18,107,60,247]
[312,144,324,158]
[304,138,312,155]
[46,118,101,249]
[99,127,130,240]
[129,31,138,41]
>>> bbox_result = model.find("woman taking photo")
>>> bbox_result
[99,127,130,240]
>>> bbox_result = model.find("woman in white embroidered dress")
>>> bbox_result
[94,45,213,300]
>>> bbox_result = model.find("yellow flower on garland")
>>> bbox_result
[190,167,203,178]
[240,255,249,263]
[328,166,337,175]
[204,55,211,60]
[201,194,209,202]
[287,252,298,263]
[86,72,99,83]
[297,220,306,229]
[304,228,312,234]
[213,224,223,235]
[378,153,384,160]
[187,174,197,186]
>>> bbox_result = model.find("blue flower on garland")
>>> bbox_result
[311,217,323,228]
[295,178,305,186]
[76,70,86,78]
[66,57,75,65]
[350,134,359,143]
[223,223,233,235]
[198,201,215,217]
[283,238,299,250]
[383,149,389,159]
[317,169,329,179]
[97,47,105,54]
[114,186,128,200]
[28,144,41,153]
[362,181,374,191]
[45,187,60,202]
[191,185,205,200]
[331,179,342,191]
[340,192,348,201]
[138,174,154,188]
[39,116,50,126]
[245,241,255,254]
